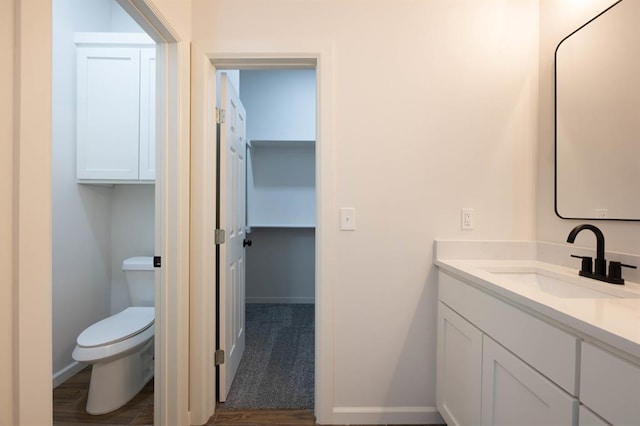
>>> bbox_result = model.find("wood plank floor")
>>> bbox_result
[53,367,153,425]
[53,367,443,425]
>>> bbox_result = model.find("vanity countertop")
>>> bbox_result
[436,258,640,360]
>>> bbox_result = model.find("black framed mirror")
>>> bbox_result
[555,0,640,221]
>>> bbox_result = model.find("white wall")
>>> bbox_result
[110,185,155,314]
[0,0,15,421]
[537,0,640,256]
[193,0,539,419]
[52,0,114,380]
[52,0,153,380]
[110,1,145,32]
[143,0,191,41]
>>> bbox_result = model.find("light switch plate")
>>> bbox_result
[340,207,356,231]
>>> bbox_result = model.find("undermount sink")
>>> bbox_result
[484,269,640,299]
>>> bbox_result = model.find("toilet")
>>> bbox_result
[72,256,155,415]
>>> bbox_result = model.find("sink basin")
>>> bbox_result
[486,270,640,299]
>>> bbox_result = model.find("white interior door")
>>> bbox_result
[218,72,247,401]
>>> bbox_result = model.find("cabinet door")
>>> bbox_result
[579,406,609,426]
[77,47,140,180]
[580,341,640,425]
[482,336,577,425]
[138,48,156,181]
[436,303,482,426]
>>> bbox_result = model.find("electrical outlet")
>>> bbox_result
[461,208,475,230]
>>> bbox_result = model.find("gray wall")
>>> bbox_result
[240,70,316,303]
[246,228,315,303]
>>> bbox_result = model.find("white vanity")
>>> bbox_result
[435,241,640,426]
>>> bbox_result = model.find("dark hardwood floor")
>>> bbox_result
[53,366,153,425]
[207,408,316,425]
[53,368,316,425]
[53,367,443,425]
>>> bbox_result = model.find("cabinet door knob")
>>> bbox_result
[243,238,252,248]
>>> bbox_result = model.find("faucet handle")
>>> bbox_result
[571,255,593,274]
[608,261,637,284]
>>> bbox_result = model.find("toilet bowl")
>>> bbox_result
[73,307,154,414]
[72,256,155,415]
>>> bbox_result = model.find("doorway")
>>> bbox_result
[216,69,317,410]
[50,0,158,419]
[189,41,335,425]
[49,0,189,424]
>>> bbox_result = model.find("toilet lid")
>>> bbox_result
[77,307,154,348]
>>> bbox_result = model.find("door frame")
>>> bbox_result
[190,40,336,424]
[15,1,190,424]
[116,2,191,425]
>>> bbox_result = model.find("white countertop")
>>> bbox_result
[436,258,640,360]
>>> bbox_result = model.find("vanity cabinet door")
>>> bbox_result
[579,406,610,426]
[481,336,578,426]
[436,303,482,426]
[580,341,640,425]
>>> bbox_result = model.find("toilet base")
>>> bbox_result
[86,338,154,415]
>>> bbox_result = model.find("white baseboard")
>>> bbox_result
[246,297,314,304]
[331,406,444,425]
[53,361,86,388]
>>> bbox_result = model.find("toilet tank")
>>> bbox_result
[123,257,155,307]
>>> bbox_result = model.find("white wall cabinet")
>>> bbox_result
[75,33,155,183]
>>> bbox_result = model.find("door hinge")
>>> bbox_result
[214,349,225,366]
[215,229,226,245]
[153,256,161,268]
[216,108,226,124]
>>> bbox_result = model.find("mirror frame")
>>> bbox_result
[553,0,640,221]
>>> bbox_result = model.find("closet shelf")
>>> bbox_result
[248,224,315,228]
[249,140,315,149]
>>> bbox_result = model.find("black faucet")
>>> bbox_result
[567,224,635,285]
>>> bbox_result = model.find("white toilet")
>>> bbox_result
[72,256,155,415]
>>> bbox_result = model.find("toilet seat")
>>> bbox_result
[77,307,154,347]
[73,307,155,363]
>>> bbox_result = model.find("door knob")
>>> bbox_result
[243,238,252,247]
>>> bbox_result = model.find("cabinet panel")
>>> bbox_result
[482,336,578,426]
[138,48,156,181]
[439,271,579,395]
[580,341,640,425]
[436,303,482,426]
[579,406,609,426]
[77,47,140,180]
